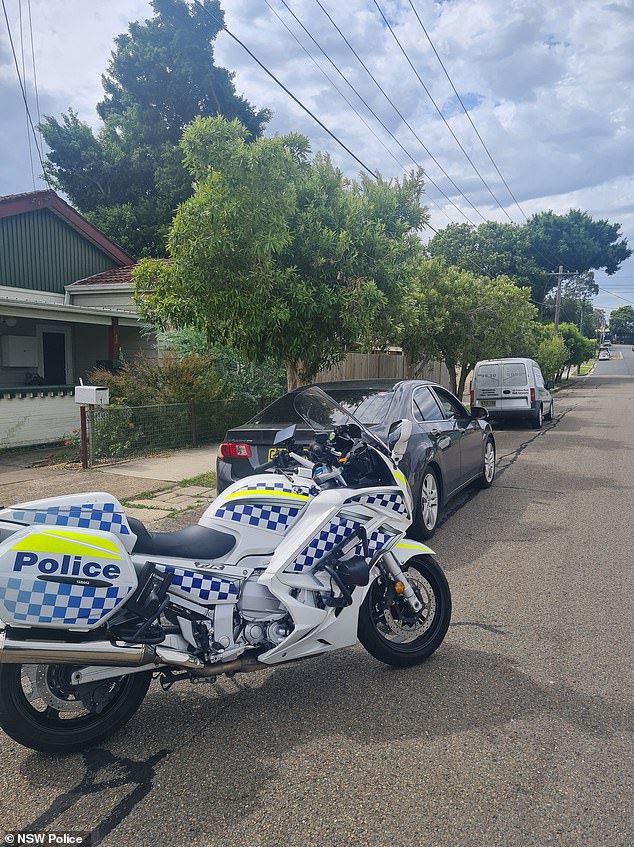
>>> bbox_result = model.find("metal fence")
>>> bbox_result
[84,397,272,467]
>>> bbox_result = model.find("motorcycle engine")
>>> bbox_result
[238,572,290,646]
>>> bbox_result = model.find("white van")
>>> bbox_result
[471,358,553,428]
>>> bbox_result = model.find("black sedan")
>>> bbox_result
[217,379,496,539]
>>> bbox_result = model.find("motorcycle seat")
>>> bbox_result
[127,516,236,560]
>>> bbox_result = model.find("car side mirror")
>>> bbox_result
[388,419,412,461]
[470,405,489,421]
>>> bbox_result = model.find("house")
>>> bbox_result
[0,190,156,448]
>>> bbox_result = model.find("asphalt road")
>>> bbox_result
[2,351,633,847]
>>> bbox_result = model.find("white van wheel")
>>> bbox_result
[544,400,554,421]
[532,404,543,429]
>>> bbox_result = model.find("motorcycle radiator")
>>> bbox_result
[0,525,137,631]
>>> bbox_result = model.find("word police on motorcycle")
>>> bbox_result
[13,551,121,580]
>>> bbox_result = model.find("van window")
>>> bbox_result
[476,364,499,387]
[533,367,545,388]
[502,362,528,386]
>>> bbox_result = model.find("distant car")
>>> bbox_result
[599,350,610,361]
[217,379,496,539]
[471,357,553,429]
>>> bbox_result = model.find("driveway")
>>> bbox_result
[1,351,633,847]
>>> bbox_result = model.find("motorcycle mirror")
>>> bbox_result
[273,423,297,445]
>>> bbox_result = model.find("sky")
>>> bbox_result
[1,0,634,317]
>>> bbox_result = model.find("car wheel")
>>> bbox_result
[477,438,496,489]
[532,404,543,429]
[544,400,554,421]
[414,467,440,540]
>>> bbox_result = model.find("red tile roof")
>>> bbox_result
[69,266,136,287]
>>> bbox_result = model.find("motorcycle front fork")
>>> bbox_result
[381,551,423,613]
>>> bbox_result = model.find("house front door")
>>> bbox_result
[42,332,66,384]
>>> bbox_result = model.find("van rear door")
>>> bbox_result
[473,363,500,409]
[499,362,531,410]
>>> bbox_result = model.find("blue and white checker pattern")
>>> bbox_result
[214,502,302,533]
[159,565,239,604]
[237,480,296,493]
[11,503,131,536]
[355,529,395,559]
[348,492,407,517]
[0,578,131,627]
[287,517,362,573]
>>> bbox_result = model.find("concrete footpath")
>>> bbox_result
[98,445,218,483]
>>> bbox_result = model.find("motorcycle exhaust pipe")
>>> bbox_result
[0,631,264,676]
[0,631,156,667]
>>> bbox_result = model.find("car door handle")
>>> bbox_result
[429,429,441,438]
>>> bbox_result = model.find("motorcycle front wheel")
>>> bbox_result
[358,555,451,667]
[0,664,152,753]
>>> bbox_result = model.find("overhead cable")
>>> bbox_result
[407,0,529,222]
[373,0,515,224]
[275,0,465,224]
[313,0,488,224]
[192,0,377,177]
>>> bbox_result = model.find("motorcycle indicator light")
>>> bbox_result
[394,581,405,594]
[220,442,252,459]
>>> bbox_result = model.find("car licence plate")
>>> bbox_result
[268,447,281,461]
[480,399,496,407]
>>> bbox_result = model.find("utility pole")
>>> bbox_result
[553,264,564,334]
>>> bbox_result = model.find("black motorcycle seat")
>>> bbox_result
[128,516,236,560]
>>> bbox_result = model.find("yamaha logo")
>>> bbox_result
[13,552,121,580]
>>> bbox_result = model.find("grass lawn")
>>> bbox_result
[178,470,216,489]
[578,358,596,375]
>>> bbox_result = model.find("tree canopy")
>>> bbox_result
[40,0,270,258]
[134,116,429,389]
[401,259,538,396]
[609,306,634,339]
[428,211,631,305]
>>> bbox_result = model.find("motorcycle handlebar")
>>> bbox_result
[253,459,276,473]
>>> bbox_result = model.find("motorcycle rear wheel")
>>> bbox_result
[358,555,451,667]
[0,664,152,753]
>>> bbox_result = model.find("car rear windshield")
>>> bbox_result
[250,388,396,426]
[502,362,528,386]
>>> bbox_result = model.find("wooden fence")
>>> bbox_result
[315,352,455,392]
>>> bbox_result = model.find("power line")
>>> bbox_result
[275,0,463,225]
[1,0,45,177]
[373,0,516,224]
[17,0,35,189]
[313,0,488,224]
[26,0,43,136]
[596,286,634,305]
[192,0,377,178]
[407,0,529,222]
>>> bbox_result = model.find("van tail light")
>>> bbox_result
[220,442,252,459]
[470,390,474,406]
[530,387,535,403]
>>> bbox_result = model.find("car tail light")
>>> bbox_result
[470,390,474,406]
[530,387,535,403]
[220,442,252,459]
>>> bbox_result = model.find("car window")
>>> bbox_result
[475,364,499,388]
[431,387,469,421]
[502,362,528,386]
[250,388,395,426]
[533,367,545,388]
[412,386,444,422]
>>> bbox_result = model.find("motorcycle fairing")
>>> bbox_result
[0,525,137,630]
[0,493,135,553]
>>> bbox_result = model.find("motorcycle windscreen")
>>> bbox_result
[293,386,390,455]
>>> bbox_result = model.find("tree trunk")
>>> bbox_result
[286,360,302,392]
[448,366,458,396]
[457,365,473,402]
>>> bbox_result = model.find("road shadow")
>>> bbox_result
[16,644,633,842]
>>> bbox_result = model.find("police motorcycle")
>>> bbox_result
[0,387,451,753]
